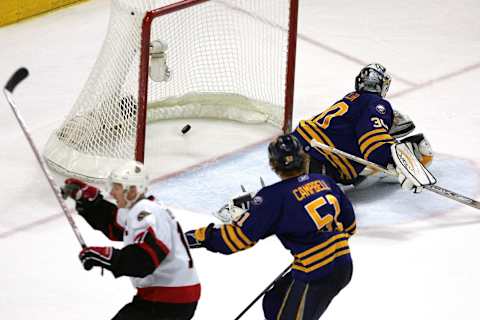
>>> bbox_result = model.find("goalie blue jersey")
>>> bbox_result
[193,174,356,282]
[293,91,395,183]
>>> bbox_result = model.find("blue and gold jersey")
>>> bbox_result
[293,92,395,183]
[194,174,356,282]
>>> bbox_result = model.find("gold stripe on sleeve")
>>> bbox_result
[302,124,354,180]
[194,227,207,241]
[358,128,387,145]
[226,225,247,250]
[220,225,237,253]
[360,133,394,154]
[308,124,358,178]
[297,126,341,171]
[233,226,254,246]
[344,222,356,233]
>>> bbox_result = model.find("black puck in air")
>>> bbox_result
[181,124,191,134]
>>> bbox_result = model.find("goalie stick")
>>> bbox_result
[310,139,480,210]
[3,67,88,248]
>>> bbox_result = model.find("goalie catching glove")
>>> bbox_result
[389,109,415,139]
[213,191,255,223]
[400,133,433,167]
[391,141,436,193]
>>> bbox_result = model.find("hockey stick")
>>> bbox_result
[3,67,88,248]
[310,139,480,210]
[234,263,291,320]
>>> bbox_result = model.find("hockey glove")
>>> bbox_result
[389,109,415,139]
[184,224,215,249]
[79,246,119,273]
[62,178,101,214]
[62,178,100,201]
[213,192,254,223]
[400,133,433,167]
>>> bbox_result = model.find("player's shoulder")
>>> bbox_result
[263,174,336,193]
[346,91,388,104]
[302,173,341,192]
[128,198,168,228]
[341,91,389,110]
[362,92,391,107]
[131,197,161,212]
[355,92,393,117]
[255,178,299,203]
[307,173,337,184]
[257,179,285,197]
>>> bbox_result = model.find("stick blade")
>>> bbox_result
[5,67,29,93]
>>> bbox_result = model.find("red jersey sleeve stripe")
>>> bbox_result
[138,242,161,267]
[147,227,170,255]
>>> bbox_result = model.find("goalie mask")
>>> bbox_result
[355,63,392,98]
[268,134,305,171]
[109,160,149,194]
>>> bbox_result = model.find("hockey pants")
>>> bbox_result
[262,260,353,320]
[111,296,197,320]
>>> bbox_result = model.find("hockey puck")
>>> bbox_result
[181,124,191,134]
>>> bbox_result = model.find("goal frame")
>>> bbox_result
[136,0,299,162]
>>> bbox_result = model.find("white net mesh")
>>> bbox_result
[44,0,294,181]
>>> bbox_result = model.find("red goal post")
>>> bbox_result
[44,0,299,181]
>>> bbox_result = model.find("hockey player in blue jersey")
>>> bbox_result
[293,63,434,191]
[185,134,356,320]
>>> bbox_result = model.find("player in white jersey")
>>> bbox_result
[62,161,200,320]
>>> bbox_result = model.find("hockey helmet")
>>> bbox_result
[109,160,149,194]
[355,63,391,98]
[268,134,305,171]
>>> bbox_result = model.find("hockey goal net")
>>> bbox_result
[44,0,298,181]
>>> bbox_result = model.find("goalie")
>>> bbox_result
[292,63,435,192]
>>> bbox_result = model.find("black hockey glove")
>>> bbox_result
[184,230,204,249]
[79,246,120,273]
[184,223,215,249]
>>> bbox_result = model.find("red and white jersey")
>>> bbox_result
[117,198,200,303]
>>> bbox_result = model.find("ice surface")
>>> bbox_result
[1,1,479,319]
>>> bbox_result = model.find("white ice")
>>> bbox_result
[1,1,480,319]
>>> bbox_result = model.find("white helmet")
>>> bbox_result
[109,160,149,194]
[355,63,392,98]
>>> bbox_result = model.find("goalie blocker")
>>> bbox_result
[391,142,436,193]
